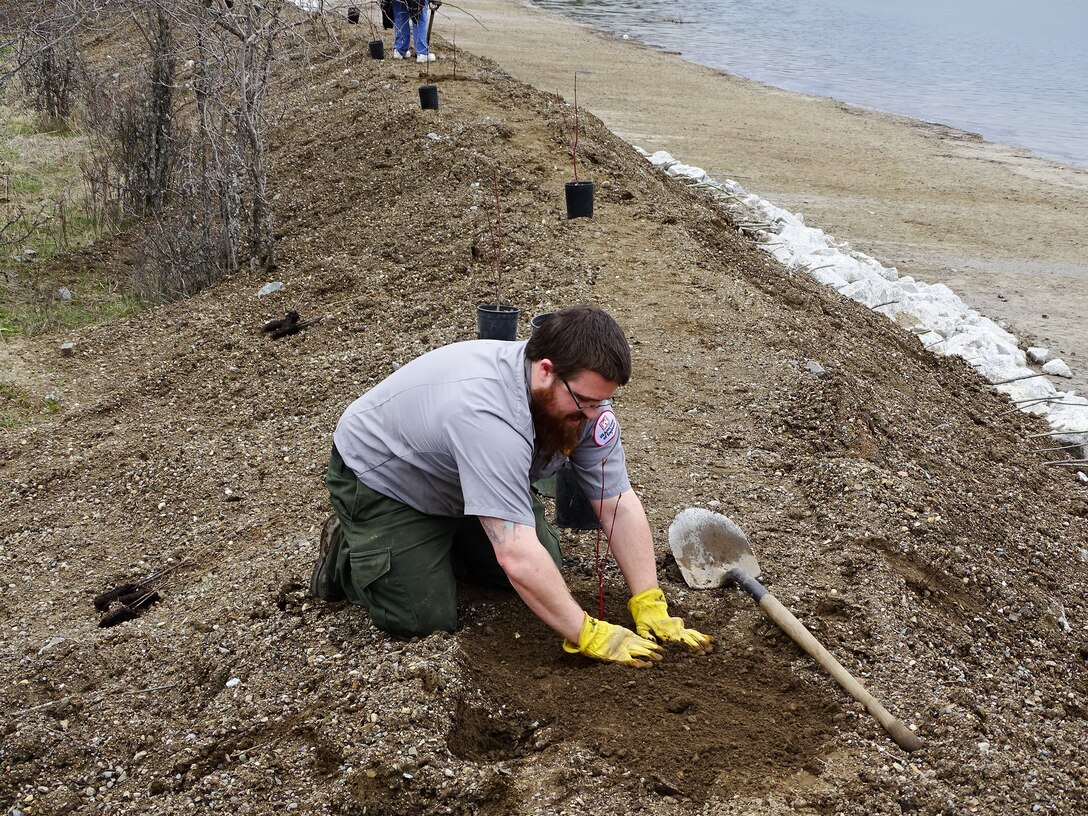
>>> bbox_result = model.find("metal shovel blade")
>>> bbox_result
[668,507,761,589]
[667,508,925,752]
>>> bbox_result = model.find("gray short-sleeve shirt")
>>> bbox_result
[333,340,630,526]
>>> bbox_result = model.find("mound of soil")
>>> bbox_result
[2,13,1087,816]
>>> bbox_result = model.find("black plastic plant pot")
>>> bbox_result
[347,6,360,23]
[564,180,595,219]
[476,304,520,341]
[555,462,599,530]
[419,85,439,110]
[368,40,384,59]
[530,312,554,334]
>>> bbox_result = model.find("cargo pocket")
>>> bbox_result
[539,519,562,567]
[348,549,390,604]
[532,496,563,569]
[347,549,418,637]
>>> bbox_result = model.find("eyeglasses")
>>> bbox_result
[560,376,614,412]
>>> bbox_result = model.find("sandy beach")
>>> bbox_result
[442,0,1088,395]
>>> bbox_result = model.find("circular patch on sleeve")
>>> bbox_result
[593,409,618,447]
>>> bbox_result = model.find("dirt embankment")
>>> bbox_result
[1,12,1087,816]
[445,0,1088,397]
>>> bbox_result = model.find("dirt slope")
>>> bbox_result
[2,16,1087,816]
[443,0,1088,397]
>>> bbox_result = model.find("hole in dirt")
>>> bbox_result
[446,700,532,762]
[350,765,512,816]
[879,548,983,614]
[813,595,855,620]
[457,583,841,800]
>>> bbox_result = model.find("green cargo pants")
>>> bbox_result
[326,447,562,638]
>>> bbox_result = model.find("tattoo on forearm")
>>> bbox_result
[481,518,524,550]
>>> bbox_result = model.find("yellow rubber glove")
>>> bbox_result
[562,612,663,667]
[628,587,713,652]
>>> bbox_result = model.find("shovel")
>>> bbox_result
[668,508,923,753]
[426,0,442,46]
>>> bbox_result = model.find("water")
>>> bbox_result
[530,0,1088,169]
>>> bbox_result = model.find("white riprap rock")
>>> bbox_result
[1027,347,1049,363]
[1043,359,1073,378]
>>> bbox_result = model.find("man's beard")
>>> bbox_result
[530,384,587,458]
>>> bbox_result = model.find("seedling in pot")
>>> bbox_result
[362,2,385,59]
[417,6,439,109]
[563,71,595,219]
[567,70,587,182]
[418,57,439,109]
[475,170,520,339]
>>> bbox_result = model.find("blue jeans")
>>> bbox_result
[393,0,430,56]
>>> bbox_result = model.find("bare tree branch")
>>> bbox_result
[0,0,109,88]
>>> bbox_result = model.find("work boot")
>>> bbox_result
[310,513,347,602]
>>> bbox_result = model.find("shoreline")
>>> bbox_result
[526,0,1088,173]
[442,0,1088,396]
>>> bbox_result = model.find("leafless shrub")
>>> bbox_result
[77,149,123,234]
[187,0,323,273]
[128,204,231,304]
[144,125,235,299]
[101,0,177,217]
[4,0,328,300]
[0,169,54,266]
[108,83,173,217]
[18,33,84,127]
[0,0,103,90]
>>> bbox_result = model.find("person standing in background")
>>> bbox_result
[392,0,436,63]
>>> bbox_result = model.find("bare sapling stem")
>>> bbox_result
[365,1,379,40]
[571,71,580,182]
[424,6,430,78]
[490,170,503,308]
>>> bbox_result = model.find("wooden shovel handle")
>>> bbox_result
[758,591,924,752]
